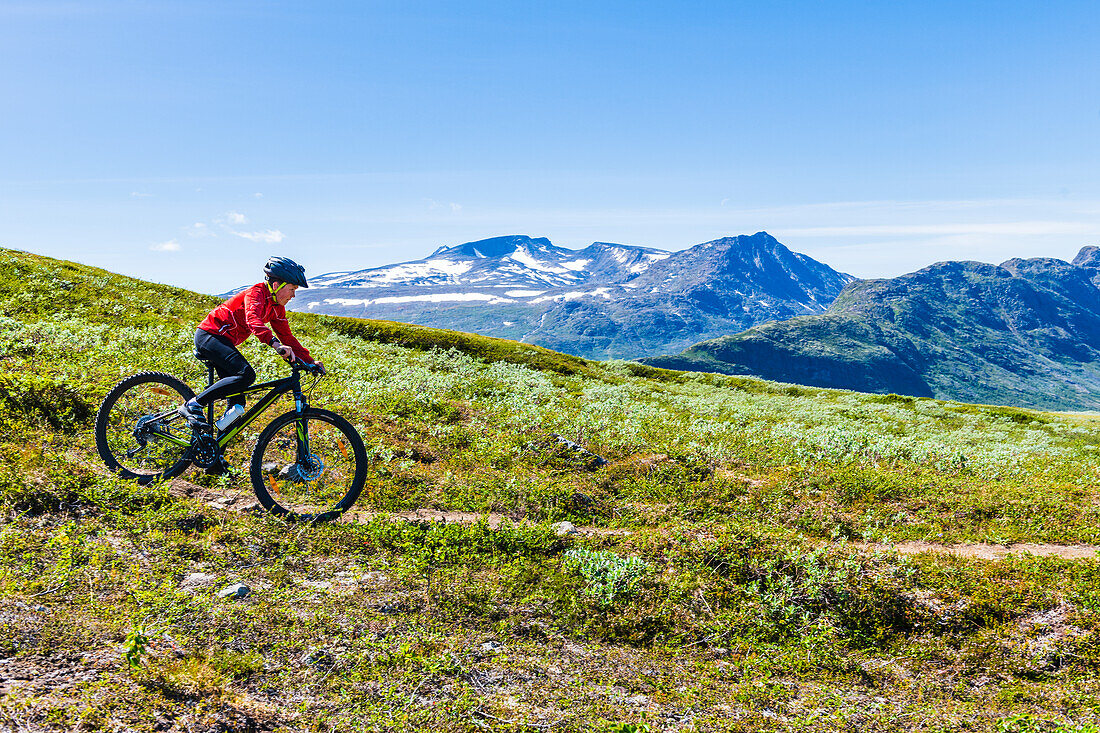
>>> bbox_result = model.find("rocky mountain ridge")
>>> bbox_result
[291,232,855,360]
[642,248,1100,410]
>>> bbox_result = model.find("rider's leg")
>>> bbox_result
[191,330,256,407]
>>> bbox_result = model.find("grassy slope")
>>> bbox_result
[3,247,1100,731]
[643,261,1100,412]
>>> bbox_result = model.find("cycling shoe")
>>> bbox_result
[177,400,210,431]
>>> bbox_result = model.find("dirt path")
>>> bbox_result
[167,476,1100,560]
[854,540,1098,560]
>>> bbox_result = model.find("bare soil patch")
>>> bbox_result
[854,541,1099,560]
[165,477,1100,560]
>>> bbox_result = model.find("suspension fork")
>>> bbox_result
[294,387,311,465]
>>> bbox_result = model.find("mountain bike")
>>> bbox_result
[94,357,367,522]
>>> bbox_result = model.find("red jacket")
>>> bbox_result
[199,283,313,363]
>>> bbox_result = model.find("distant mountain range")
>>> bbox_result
[643,247,1100,411]
[292,232,854,360]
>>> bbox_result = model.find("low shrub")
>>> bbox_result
[0,374,94,432]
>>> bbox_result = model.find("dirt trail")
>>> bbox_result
[167,476,1100,560]
[853,540,1098,560]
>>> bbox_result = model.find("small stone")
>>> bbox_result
[278,464,303,481]
[480,641,503,654]
[625,694,650,705]
[300,648,334,670]
[180,573,217,594]
[552,521,578,537]
[217,583,250,599]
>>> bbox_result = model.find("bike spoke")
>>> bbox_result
[98,377,192,479]
[252,411,364,519]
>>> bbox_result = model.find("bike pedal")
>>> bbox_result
[204,463,231,476]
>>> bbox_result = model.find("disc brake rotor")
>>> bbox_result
[297,453,325,481]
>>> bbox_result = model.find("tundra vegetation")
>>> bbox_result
[2,247,1100,732]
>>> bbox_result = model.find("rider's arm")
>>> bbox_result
[270,304,314,363]
[242,284,279,347]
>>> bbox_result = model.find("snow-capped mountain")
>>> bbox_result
[310,235,670,291]
[291,232,854,360]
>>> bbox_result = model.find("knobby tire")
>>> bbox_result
[94,371,195,485]
[249,407,367,522]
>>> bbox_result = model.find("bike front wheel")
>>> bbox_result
[249,408,367,521]
[95,371,195,485]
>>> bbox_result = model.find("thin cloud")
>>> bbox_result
[233,229,285,244]
[221,211,248,225]
[150,240,181,252]
[130,191,152,198]
[777,221,1099,237]
[425,199,463,213]
[185,222,215,238]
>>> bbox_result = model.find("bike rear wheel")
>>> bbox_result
[249,408,367,521]
[95,371,195,484]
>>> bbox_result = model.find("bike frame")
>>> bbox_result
[147,365,311,453]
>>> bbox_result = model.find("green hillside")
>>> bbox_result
[643,256,1100,411]
[4,247,1100,732]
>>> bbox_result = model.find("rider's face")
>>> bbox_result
[274,283,297,306]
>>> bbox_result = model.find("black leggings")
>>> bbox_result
[193,330,256,408]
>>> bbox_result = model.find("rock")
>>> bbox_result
[300,648,335,671]
[217,583,250,599]
[625,694,650,705]
[552,521,578,537]
[480,641,504,654]
[550,434,607,467]
[180,572,217,594]
[278,464,303,481]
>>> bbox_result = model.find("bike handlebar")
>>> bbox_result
[293,359,326,376]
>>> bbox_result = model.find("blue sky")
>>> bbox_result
[2,0,1098,294]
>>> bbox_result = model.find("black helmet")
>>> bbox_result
[264,256,308,288]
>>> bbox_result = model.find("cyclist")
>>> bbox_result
[178,256,324,431]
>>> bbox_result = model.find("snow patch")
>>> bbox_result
[509,247,570,274]
[323,293,516,306]
[629,252,671,274]
[316,259,473,287]
[531,287,613,304]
